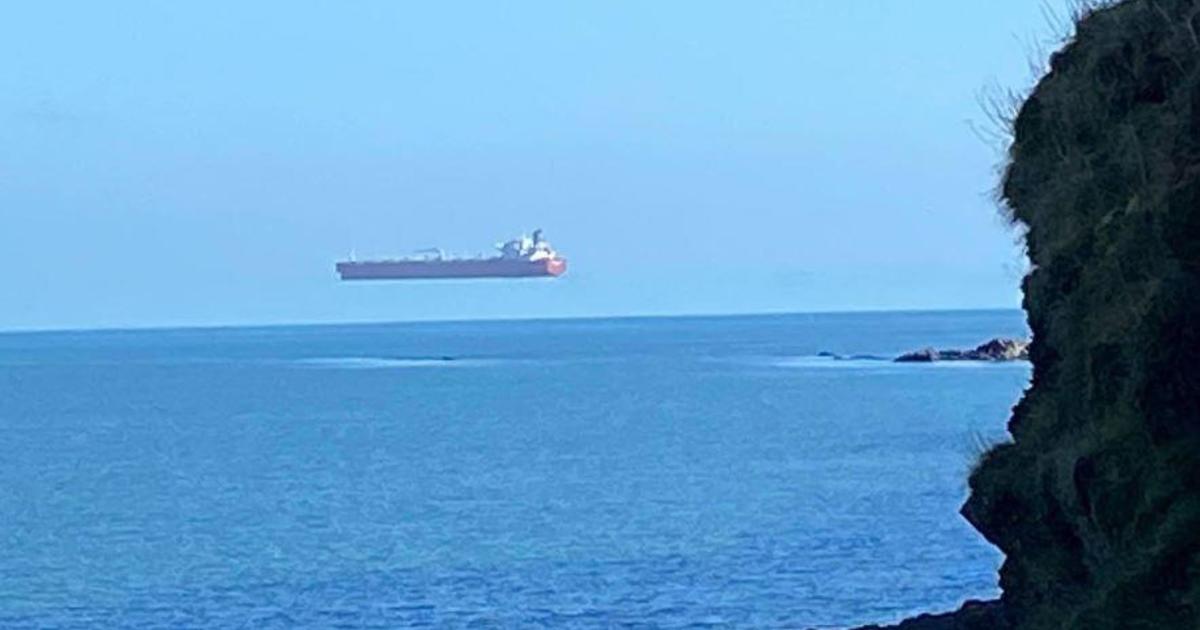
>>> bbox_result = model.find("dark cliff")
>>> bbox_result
[870,1,1200,627]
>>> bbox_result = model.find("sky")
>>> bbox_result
[1,1,1066,331]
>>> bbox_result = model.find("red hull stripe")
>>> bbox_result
[337,258,567,280]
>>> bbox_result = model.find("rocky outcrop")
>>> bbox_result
[817,351,893,361]
[865,1,1200,627]
[853,600,1009,630]
[965,1,1200,626]
[894,338,1030,363]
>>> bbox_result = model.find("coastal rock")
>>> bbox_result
[853,599,1009,630]
[970,338,1028,361]
[874,1,1200,627]
[894,347,940,362]
[817,351,894,361]
[894,338,1029,363]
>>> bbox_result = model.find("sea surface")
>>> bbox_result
[0,310,1030,629]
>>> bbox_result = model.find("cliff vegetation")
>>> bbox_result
[868,0,1200,627]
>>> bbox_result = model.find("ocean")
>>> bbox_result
[0,310,1030,629]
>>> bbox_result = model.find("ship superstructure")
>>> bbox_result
[336,230,567,281]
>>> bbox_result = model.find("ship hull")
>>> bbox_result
[336,257,566,280]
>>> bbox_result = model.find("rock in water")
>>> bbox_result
[895,347,941,362]
[969,338,1029,361]
[894,339,1029,363]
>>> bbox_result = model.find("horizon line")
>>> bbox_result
[0,306,1025,337]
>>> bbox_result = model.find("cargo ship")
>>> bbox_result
[336,230,567,281]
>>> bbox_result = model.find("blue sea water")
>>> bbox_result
[0,310,1030,629]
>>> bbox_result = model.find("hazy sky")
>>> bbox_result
[2,2,1062,330]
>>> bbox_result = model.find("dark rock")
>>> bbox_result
[848,354,889,361]
[894,339,1030,363]
[969,338,1029,362]
[818,351,892,361]
[853,600,1009,630]
[895,347,940,362]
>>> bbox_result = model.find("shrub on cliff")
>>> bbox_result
[960,0,1200,628]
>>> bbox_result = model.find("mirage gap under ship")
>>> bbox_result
[336,230,568,281]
